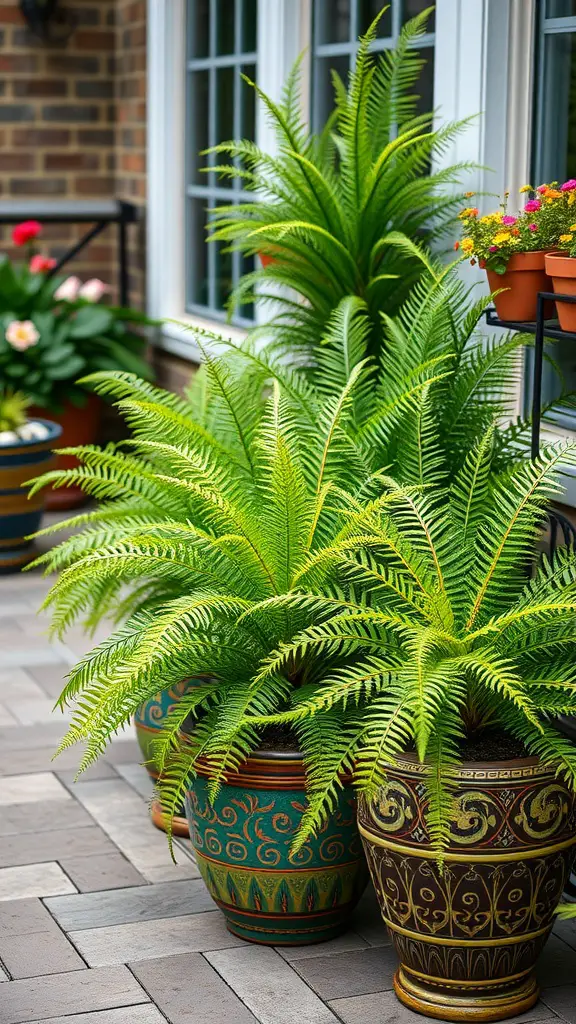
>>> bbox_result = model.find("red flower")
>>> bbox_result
[453,241,460,250]
[29,254,56,273]
[12,220,42,246]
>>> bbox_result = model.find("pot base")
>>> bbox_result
[0,541,36,574]
[220,901,350,946]
[150,799,189,838]
[394,966,539,1023]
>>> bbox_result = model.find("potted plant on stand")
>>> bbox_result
[0,389,61,572]
[251,435,576,1020]
[0,219,152,509]
[457,183,569,322]
[545,219,576,332]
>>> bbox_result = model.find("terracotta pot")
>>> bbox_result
[358,753,576,1023]
[486,251,553,323]
[185,751,368,945]
[30,394,101,511]
[134,678,208,837]
[0,420,61,573]
[545,252,576,332]
[259,252,277,268]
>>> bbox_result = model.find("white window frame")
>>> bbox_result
[147,0,309,362]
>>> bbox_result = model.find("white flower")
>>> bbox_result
[5,319,40,351]
[54,276,81,302]
[78,278,110,302]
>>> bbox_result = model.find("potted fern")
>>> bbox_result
[0,389,61,572]
[207,9,471,357]
[247,437,576,1020]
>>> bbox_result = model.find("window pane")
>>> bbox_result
[188,69,209,183]
[414,47,434,116]
[314,54,349,129]
[315,0,350,44]
[546,0,576,17]
[214,204,233,310]
[536,32,576,185]
[241,63,256,141]
[188,0,209,57]
[243,0,257,51]
[216,65,235,146]
[187,199,209,307]
[358,0,392,37]
[216,0,236,54]
[402,0,435,31]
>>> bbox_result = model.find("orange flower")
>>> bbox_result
[453,241,460,250]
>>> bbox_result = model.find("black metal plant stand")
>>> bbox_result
[0,199,138,307]
[486,293,576,900]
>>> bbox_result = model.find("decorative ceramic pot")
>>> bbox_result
[487,251,552,323]
[134,678,204,837]
[185,751,368,945]
[544,252,576,332]
[30,394,101,510]
[358,754,576,1023]
[0,419,61,573]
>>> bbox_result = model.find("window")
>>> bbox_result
[185,0,257,325]
[311,0,435,131]
[532,2,576,429]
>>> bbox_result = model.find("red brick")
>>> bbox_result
[47,55,100,74]
[0,5,23,23]
[76,30,115,50]
[75,175,115,195]
[11,177,66,195]
[13,128,71,146]
[45,152,100,172]
[0,54,37,72]
[121,152,145,173]
[0,152,35,171]
[13,79,68,98]
[77,128,115,146]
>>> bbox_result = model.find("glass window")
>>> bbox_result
[311,0,435,131]
[185,0,257,324]
[531,6,576,428]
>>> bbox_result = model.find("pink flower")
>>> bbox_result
[524,199,541,213]
[502,215,517,225]
[54,276,81,302]
[537,186,548,194]
[5,319,40,351]
[561,179,576,191]
[489,245,499,252]
[78,278,110,302]
[29,254,56,273]
[528,223,538,231]
[12,220,42,246]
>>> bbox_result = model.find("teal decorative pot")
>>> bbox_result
[185,751,368,945]
[0,420,61,573]
[134,678,204,837]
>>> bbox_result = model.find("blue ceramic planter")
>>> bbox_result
[0,420,61,573]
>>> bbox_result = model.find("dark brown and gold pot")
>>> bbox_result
[185,751,368,945]
[358,754,576,1023]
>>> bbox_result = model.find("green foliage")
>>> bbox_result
[206,9,474,357]
[0,389,30,432]
[0,257,153,410]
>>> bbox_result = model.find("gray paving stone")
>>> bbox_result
[0,799,94,836]
[0,722,70,753]
[142,862,200,884]
[47,878,216,931]
[57,762,118,785]
[0,863,77,900]
[0,669,46,699]
[114,763,155,800]
[554,917,576,952]
[0,703,18,726]
[205,946,339,1024]
[279,931,369,961]
[0,898,85,979]
[1,965,149,1024]
[103,738,144,764]
[70,910,244,966]
[542,986,576,1022]
[0,826,119,867]
[349,888,390,946]
[0,772,71,806]
[328,992,557,1024]
[5,697,73,726]
[291,945,399,999]
[59,852,146,893]
[0,746,90,776]
[131,952,259,1023]
[26,662,71,699]
[14,1009,166,1024]
[0,639,75,670]
[0,601,37,618]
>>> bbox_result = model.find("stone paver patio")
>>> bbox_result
[1,513,576,1024]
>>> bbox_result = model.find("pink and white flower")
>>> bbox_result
[29,254,56,274]
[54,276,81,302]
[6,319,40,351]
[78,278,110,302]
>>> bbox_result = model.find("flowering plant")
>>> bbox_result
[456,182,576,273]
[0,221,152,410]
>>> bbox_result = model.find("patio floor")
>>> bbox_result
[1,514,576,1024]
